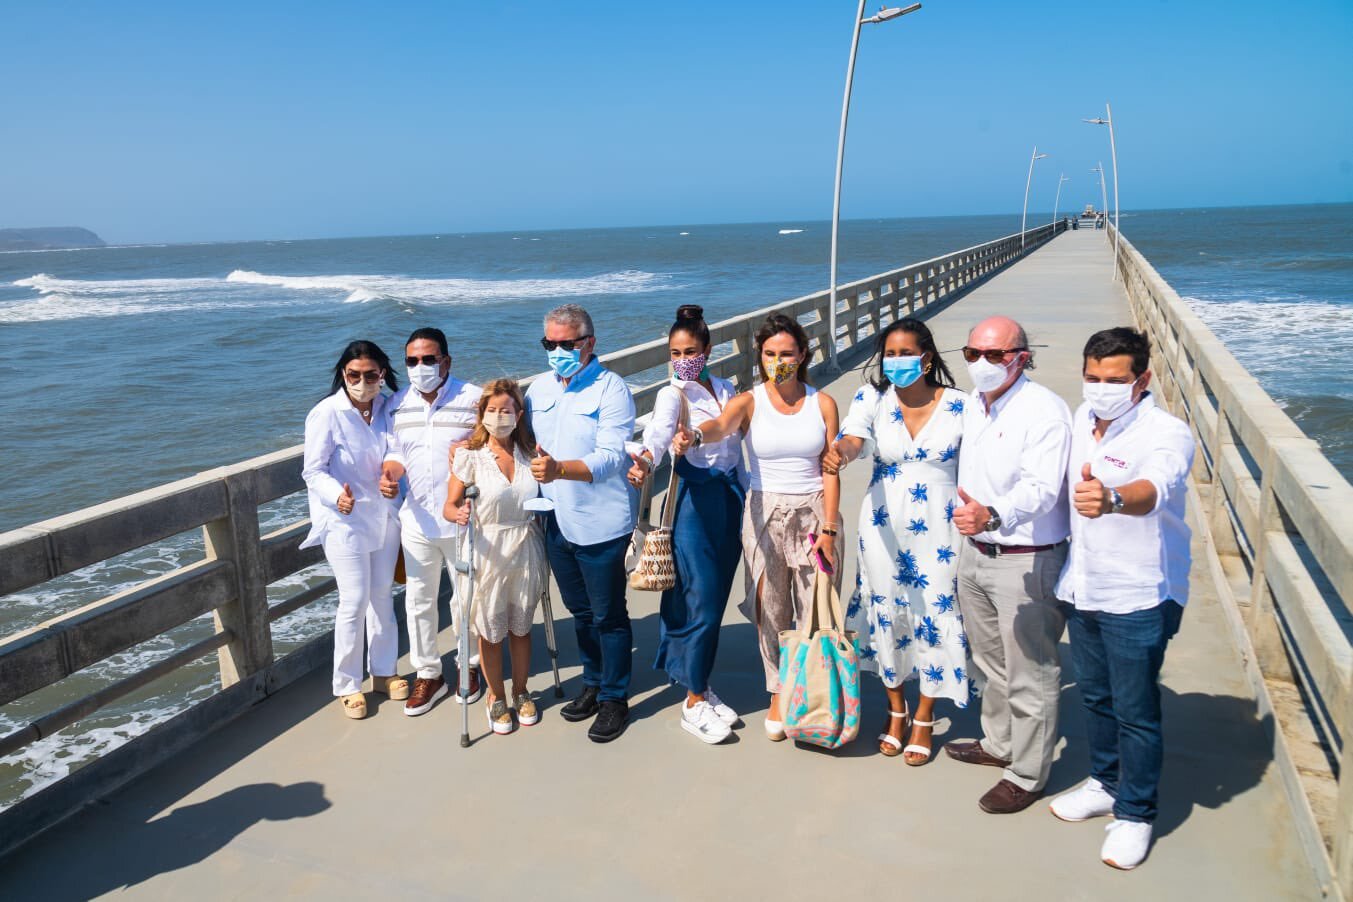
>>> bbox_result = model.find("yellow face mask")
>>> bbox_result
[763,357,798,384]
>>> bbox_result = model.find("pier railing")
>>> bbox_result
[1113,222,1353,900]
[0,220,1064,852]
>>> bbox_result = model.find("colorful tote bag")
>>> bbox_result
[778,568,861,749]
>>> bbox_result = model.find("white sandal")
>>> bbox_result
[904,718,937,765]
[878,707,909,757]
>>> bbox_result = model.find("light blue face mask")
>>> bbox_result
[547,346,583,379]
[882,355,924,388]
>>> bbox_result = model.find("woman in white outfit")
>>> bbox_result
[301,340,408,720]
[443,378,546,735]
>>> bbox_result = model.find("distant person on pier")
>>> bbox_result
[1048,328,1195,871]
[945,315,1072,814]
[626,305,747,745]
[526,303,638,743]
[442,379,546,735]
[823,318,972,764]
[379,327,484,716]
[674,313,842,742]
[300,340,406,720]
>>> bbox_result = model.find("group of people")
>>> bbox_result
[302,299,1195,871]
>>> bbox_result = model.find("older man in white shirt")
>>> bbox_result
[1048,327,1195,871]
[946,315,1072,815]
[379,327,483,716]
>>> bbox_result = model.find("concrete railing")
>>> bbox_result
[1112,222,1353,900]
[0,220,1064,853]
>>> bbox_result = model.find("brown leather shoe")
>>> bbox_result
[979,779,1043,814]
[944,739,1012,768]
[404,676,448,717]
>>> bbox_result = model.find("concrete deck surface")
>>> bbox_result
[0,230,1321,900]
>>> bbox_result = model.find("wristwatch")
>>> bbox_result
[985,506,1003,531]
[690,426,705,449]
[1109,488,1125,514]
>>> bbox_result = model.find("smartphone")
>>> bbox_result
[807,532,835,575]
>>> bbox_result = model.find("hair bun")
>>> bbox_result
[675,304,704,322]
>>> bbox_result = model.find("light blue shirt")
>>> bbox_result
[526,357,637,545]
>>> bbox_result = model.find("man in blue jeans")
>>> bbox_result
[526,303,637,742]
[1049,327,1195,870]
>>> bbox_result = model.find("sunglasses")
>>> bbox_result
[405,354,441,367]
[344,370,383,384]
[540,336,591,352]
[961,346,1026,364]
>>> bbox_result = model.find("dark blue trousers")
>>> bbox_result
[653,459,745,695]
[543,514,632,703]
[1068,600,1183,823]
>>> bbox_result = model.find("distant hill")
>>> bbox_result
[0,227,106,251]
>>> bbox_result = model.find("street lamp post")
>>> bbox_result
[1083,103,1119,278]
[828,2,921,370]
[1021,146,1048,248]
[1052,173,1069,229]
[1090,163,1108,236]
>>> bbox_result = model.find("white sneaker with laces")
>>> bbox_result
[681,700,732,744]
[705,689,738,726]
[1050,778,1116,822]
[1101,820,1153,870]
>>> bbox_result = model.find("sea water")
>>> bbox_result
[1,204,1348,806]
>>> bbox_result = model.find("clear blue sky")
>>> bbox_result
[3,0,1349,243]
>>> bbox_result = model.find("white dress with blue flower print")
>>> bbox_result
[842,384,972,706]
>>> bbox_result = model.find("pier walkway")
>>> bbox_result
[0,228,1331,899]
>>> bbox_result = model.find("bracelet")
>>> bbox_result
[820,527,839,537]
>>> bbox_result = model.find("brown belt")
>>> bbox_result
[968,538,1065,558]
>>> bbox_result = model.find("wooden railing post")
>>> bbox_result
[202,470,274,688]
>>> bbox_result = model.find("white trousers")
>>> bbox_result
[402,529,464,680]
[325,517,402,697]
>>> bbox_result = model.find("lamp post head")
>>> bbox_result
[1034,153,1048,160]
[862,3,921,24]
[1083,118,1109,125]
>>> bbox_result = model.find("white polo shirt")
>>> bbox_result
[384,375,481,540]
[958,374,1072,547]
[1055,393,1196,613]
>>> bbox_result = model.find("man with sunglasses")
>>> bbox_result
[525,304,638,742]
[945,315,1073,815]
[379,327,484,716]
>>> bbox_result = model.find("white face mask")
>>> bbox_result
[408,363,444,394]
[967,357,1012,393]
[346,379,380,404]
[483,411,518,439]
[1083,379,1139,421]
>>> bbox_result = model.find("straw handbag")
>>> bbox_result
[626,393,688,592]
[778,566,861,749]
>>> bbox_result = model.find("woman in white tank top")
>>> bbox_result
[675,313,841,741]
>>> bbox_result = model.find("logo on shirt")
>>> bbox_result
[1102,455,1129,470]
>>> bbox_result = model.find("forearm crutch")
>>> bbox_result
[452,485,480,748]
[539,584,564,698]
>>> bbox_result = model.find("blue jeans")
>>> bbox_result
[543,514,632,703]
[1068,600,1183,823]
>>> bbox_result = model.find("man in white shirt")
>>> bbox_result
[1048,327,1195,871]
[947,315,1072,815]
[378,327,484,716]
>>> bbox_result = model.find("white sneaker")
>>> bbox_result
[681,701,732,744]
[1050,778,1116,822]
[1101,820,1153,870]
[705,689,738,726]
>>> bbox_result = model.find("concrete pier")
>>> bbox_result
[0,228,1321,900]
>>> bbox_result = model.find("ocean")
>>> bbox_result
[1,203,1349,805]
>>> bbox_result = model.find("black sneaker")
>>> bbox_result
[560,686,600,723]
[588,700,629,743]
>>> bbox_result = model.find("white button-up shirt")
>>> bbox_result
[384,376,482,540]
[958,374,1072,546]
[1055,394,1196,613]
[300,389,399,553]
[638,376,744,476]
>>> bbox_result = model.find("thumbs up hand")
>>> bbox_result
[822,438,844,475]
[952,486,992,536]
[531,445,562,484]
[671,422,694,456]
[1074,462,1109,519]
[627,450,651,488]
[337,483,355,515]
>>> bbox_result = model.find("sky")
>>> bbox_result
[2,0,1350,243]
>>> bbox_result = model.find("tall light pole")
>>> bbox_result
[1083,103,1119,277]
[1090,163,1109,238]
[1052,173,1070,229]
[828,2,921,370]
[1021,146,1048,248]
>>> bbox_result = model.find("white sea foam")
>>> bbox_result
[1184,296,1353,393]
[224,269,672,304]
[778,228,804,235]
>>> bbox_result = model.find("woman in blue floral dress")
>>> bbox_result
[828,318,970,764]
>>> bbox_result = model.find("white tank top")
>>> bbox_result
[746,383,826,494]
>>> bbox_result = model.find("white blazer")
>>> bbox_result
[300,389,399,553]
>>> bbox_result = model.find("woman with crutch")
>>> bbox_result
[443,378,546,735]
[626,305,747,745]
